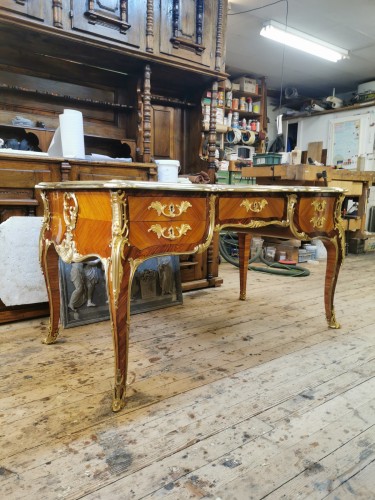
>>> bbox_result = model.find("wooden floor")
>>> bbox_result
[1,254,375,500]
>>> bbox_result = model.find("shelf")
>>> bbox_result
[0,123,133,142]
[224,107,261,118]
[201,77,267,160]
[232,90,261,99]
[0,83,134,111]
[0,123,54,133]
[179,261,199,268]
[282,100,375,120]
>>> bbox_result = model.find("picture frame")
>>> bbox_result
[59,256,182,328]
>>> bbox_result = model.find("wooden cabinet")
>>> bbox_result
[0,0,45,21]
[70,0,146,48]
[0,1,227,73]
[0,2,228,167]
[0,153,157,219]
[159,0,226,72]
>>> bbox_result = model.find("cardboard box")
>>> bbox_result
[279,245,299,262]
[273,243,299,262]
[364,236,375,252]
[348,238,365,254]
[233,77,258,94]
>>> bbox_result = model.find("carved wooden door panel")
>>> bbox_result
[151,105,175,160]
[159,0,225,70]
[71,0,146,49]
[151,105,183,162]
[0,0,45,21]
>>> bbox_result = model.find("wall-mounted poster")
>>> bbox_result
[59,256,182,328]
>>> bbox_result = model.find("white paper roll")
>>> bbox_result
[311,103,325,112]
[59,109,85,158]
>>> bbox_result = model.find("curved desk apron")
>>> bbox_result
[36,180,346,412]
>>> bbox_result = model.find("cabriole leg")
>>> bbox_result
[106,257,133,412]
[41,243,61,344]
[238,232,252,301]
[322,236,344,329]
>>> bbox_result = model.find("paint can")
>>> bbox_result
[155,159,180,182]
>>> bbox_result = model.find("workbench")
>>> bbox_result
[36,180,345,412]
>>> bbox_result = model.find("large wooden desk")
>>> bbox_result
[36,181,346,411]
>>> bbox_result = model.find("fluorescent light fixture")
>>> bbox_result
[260,20,349,62]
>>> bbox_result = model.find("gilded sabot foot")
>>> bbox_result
[328,310,341,329]
[112,369,126,412]
[42,327,60,344]
[239,291,246,301]
[112,397,126,412]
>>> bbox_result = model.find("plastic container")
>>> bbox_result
[264,246,276,261]
[155,159,180,182]
[303,244,317,260]
[250,237,264,261]
[253,153,282,166]
[252,102,261,113]
[278,251,287,261]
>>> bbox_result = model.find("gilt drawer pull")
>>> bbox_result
[310,199,327,229]
[148,200,192,218]
[148,223,192,240]
[240,199,268,212]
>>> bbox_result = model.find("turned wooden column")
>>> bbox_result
[208,80,218,183]
[143,64,152,163]
[146,0,154,52]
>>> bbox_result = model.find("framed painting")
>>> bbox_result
[59,256,182,328]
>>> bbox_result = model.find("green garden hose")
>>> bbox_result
[219,234,310,277]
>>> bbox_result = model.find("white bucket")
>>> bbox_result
[155,159,180,183]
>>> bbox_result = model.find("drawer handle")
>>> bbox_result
[240,199,268,212]
[310,199,327,229]
[148,223,192,240]
[148,200,192,218]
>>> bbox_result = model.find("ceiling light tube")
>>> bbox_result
[260,20,349,62]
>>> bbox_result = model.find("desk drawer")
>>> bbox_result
[294,196,337,234]
[129,220,208,250]
[218,195,286,224]
[128,196,206,222]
